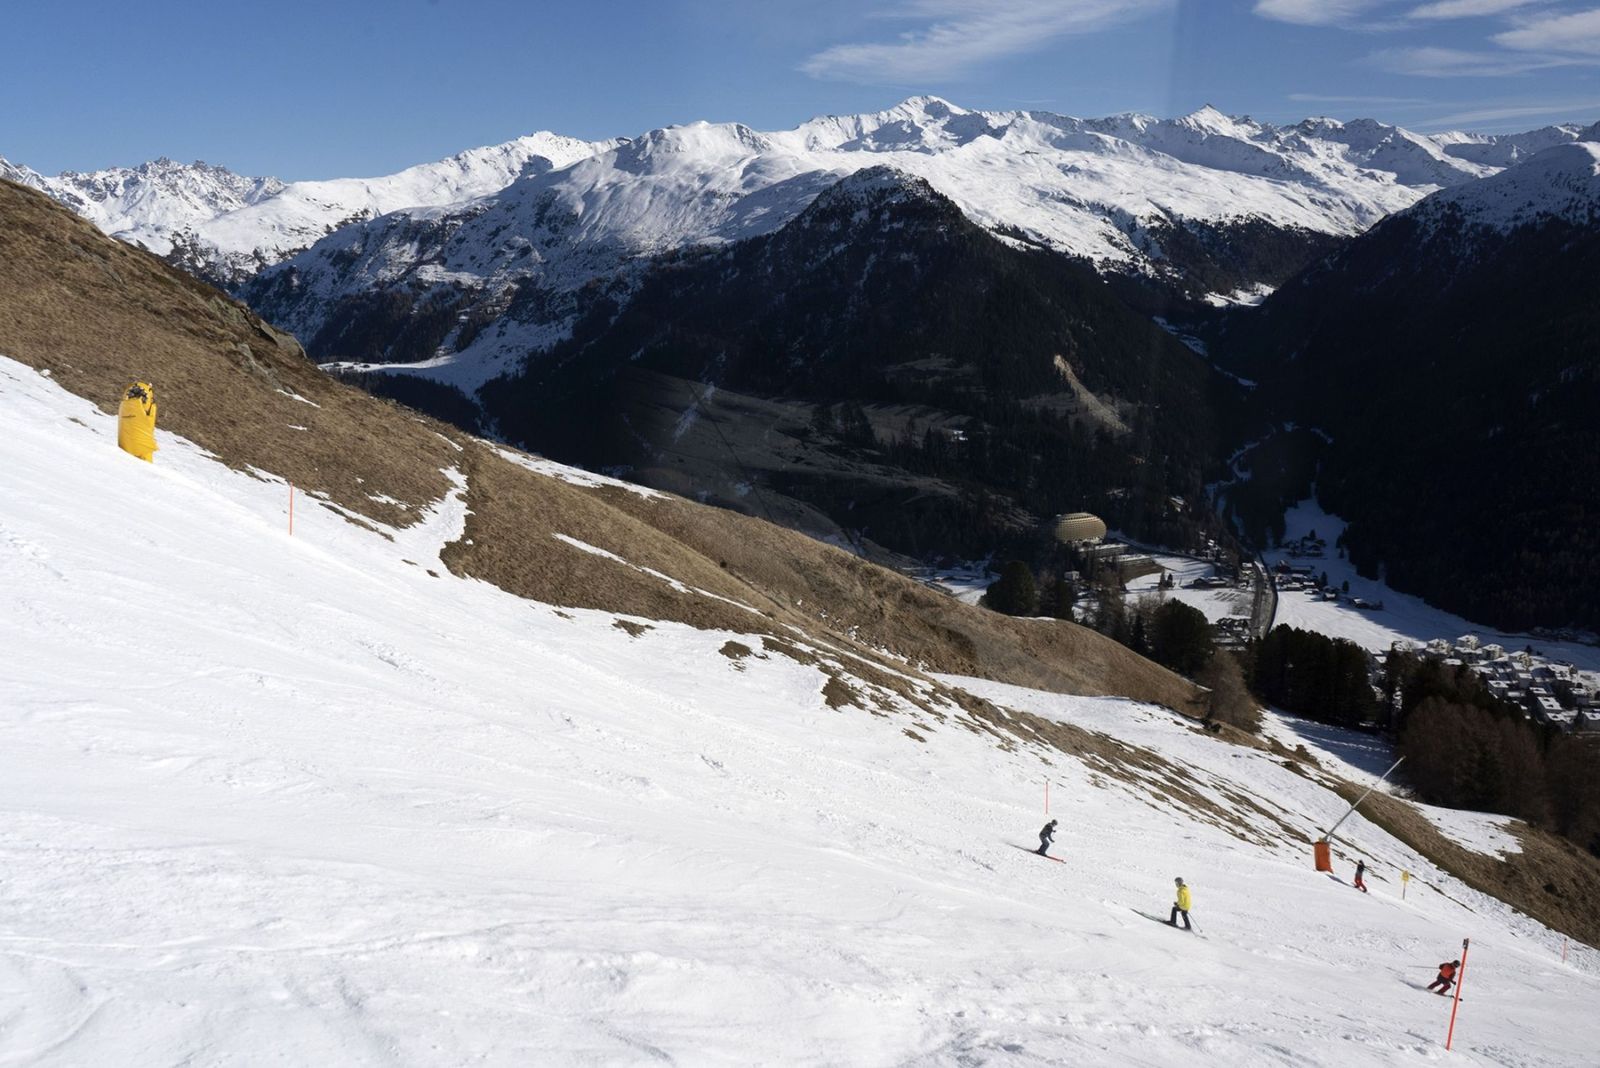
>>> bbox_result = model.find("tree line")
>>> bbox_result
[1386,650,1600,856]
[985,574,1600,857]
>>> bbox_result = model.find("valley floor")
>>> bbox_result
[1266,499,1600,678]
[2,357,1597,1066]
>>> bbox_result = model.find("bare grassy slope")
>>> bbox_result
[0,180,456,527]
[0,177,1200,713]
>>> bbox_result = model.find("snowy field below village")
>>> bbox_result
[1265,500,1600,680]
[2,356,1598,1066]
[1124,552,1254,624]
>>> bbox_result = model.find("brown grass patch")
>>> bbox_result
[1321,779,1600,949]
[823,677,864,710]
[612,620,652,638]
[0,179,455,526]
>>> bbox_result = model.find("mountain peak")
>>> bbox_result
[1421,140,1600,231]
[1180,104,1248,133]
[896,94,964,117]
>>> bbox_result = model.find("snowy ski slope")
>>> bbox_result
[2,355,1597,1066]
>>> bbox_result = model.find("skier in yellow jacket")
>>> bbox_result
[1168,876,1193,930]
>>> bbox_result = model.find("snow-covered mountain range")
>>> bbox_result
[1,132,618,285]
[8,98,1595,392]
[233,98,1595,390]
[0,155,284,251]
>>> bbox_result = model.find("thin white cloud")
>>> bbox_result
[1368,44,1584,74]
[1421,99,1600,124]
[1256,0,1545,28]
[801,0,1171,83]
[1288,92,1434,103]
[1252,0,1390,26]
[1494,7,1600,53]
[1408,0,1541,18]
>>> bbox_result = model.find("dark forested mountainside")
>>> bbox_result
[476,168,1239,560]
[1136,217,1345,302]
[1214,158,1600,631]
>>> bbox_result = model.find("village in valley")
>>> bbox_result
[925,500,1600,737]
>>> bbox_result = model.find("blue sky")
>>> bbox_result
[7,0,1600,179]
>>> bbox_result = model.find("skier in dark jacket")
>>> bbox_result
[1354,859,1368,893]
[1037,819,1058,856]
[1427,960,1460,995]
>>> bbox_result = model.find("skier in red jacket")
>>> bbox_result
[1427,960,1460,995]
[1354,859,1368,893]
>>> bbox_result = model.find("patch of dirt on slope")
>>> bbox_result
[1322,779,1600,950]
[942,689,1295,849]
[594,485,1203,712]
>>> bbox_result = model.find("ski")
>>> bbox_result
[1010,844,1065,863]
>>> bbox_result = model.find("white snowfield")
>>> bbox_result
[1266,498,1600,676]
[0,132,616,263]
[2,355,1596,1066]
[1124,552,1253,624]
[1411,139,1600,233]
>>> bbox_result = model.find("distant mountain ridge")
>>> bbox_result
[1,132,620,287]
[235,98,1592,394]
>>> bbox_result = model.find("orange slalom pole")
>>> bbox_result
[1445,937,1469,1051]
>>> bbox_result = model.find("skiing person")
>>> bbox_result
[1354,859,1369,893]
[1427,959,1461,995]
[1168,876,1193,930]
[1036,819,1058,856]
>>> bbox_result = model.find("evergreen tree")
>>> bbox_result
[1149,601,1213,677]
[985,560,1039,617]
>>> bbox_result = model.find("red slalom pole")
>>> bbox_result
[289,482,295,536]
[1045,777,1049,814]
[1445,938,1470,1051]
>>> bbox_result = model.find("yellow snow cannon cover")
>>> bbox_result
[118,382,158,462]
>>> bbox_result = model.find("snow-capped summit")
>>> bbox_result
[0,156,285,251]
[191,130,621,267]
[1429,123,1588,169]
[1414,140,1600,232]
[13,98,1595,296]
[6,132,621,285]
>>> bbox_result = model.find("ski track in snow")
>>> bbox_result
[2,355,1597,1066]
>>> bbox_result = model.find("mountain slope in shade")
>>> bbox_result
[1217,141,1600,630]
[241,98,1591,393]
[476,167,1229,560]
